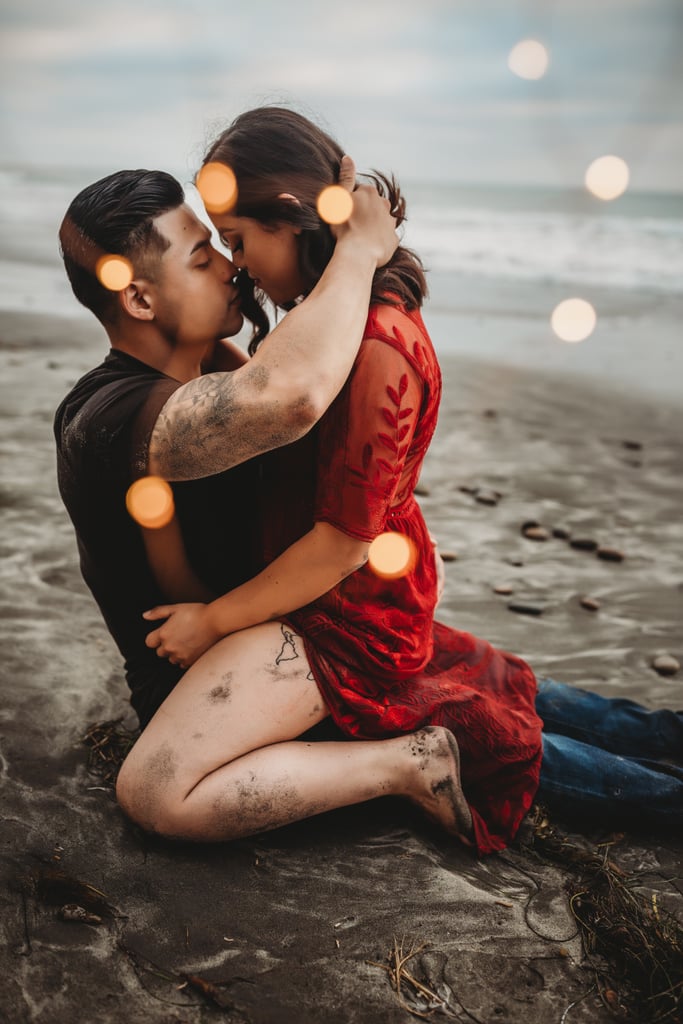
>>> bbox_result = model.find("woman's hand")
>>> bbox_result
[143,602,220,669]
[331,155,397,268]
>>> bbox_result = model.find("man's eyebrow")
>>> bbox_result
[189,231,212,257]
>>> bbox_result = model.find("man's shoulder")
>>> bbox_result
[56,351,164,426]
[54,349,176,453]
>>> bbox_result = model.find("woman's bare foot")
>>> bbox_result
[403,726,474,843]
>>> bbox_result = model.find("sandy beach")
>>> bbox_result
[1,297,681,1023]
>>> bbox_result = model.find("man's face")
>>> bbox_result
[146,205,243,346]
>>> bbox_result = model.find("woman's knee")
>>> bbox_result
[115,753,150,828]
[116,760,247,841]
[115,744,184,835]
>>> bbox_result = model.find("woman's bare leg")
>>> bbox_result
[116,621,472,842]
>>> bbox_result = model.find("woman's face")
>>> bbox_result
[210,213,306,307]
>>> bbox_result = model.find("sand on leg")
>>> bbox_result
[116,621,473,843]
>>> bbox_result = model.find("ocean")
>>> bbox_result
[402,181,683,296]
[1,165,682,402]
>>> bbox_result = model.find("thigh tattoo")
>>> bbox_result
[275,624,301,665]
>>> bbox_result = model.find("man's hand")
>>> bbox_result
[332,155,398,268]
[143,602,220,669]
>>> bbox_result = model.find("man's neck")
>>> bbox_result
[106,327,204,383]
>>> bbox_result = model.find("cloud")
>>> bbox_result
[1,0,681,191]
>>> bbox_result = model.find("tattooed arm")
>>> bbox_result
[148,173,397,481]
[143,522,368,667]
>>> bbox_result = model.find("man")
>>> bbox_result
[55,160,397,730]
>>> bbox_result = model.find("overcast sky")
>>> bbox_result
[1,0,682,191]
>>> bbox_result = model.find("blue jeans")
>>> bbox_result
[536,678,683,829]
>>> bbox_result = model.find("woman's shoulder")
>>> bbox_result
[363,299,437,377]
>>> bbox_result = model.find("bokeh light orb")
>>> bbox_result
[551,298,597,343]
[368,532,416,580]
[317,185,354,225]
[507,39,549,80]
[126,476,175,529]
[96,254,133,292]
[196,162,238,214]
[585,155,630,201]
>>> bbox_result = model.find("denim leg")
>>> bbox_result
[535,677,683,760]
[538,732,683,827]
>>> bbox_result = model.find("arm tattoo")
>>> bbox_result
[149,365,300,481]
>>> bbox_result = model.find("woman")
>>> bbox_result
[121,108,683,854]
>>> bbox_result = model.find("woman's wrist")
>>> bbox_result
[334,231,379,274]
[205,599,230,643]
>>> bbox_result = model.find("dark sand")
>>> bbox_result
[1,310,682,1023]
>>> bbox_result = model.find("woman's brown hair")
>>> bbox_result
[202,106,428,353]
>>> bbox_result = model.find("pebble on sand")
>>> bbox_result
[459,485,502,505]
[522,523,550,541]
[651,654,680,677]
[508,601,545,616]
[494,583,514,595]
[569,537,598,552]
[414,483,431,497]
[552,527,571,540]
[597,546,625,562]
[475,488,502,506]
[440,551,458,562]
[59,904,103,925]
[580,596,601,612]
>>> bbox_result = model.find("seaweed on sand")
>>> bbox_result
[367,937,460,1019]
[21,864,117,917]
[515,805,683,1023]
[82,718,138,788]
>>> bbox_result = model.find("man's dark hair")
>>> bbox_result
[59,169,184,325]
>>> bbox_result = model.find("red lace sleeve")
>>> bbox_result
[314,336,423,541]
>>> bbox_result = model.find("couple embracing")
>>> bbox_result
[56,106,683,857]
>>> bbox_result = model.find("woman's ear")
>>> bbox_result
[277,193,303,234]
[119,280,155,321]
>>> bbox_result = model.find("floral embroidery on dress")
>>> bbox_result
[346,368,418,507]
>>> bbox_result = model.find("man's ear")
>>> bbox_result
[119,279,155,321]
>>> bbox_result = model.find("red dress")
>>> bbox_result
[268,302,543,855]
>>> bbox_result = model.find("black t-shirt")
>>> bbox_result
[54,349,262,728]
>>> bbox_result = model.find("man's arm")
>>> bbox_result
[148,162,397,481]
[140,518,215,604]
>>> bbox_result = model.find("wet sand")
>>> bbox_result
[1,309,682,1023]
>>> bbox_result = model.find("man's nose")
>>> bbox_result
[216,248,236,279]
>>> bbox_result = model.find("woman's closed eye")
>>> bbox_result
[220,235,242,255]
